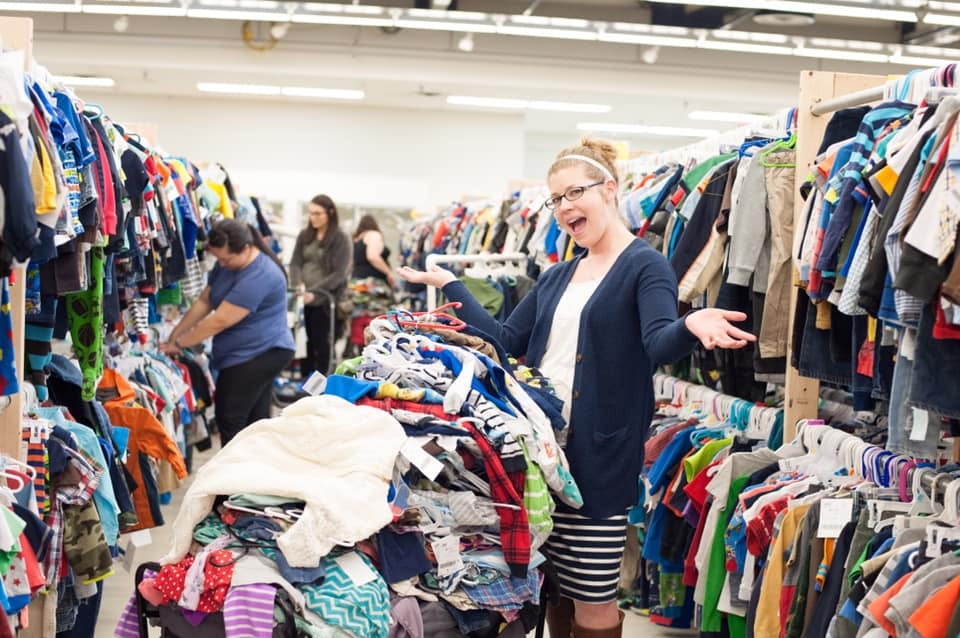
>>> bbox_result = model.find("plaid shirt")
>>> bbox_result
[45,446,103,585]
[460,421,530,579]
[460,568,541,613]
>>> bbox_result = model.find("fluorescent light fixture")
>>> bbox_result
[82,3,185,14]
[0,1,79,11]
[796,47,889,63]
[923,12,960,26]
[577,122,720,138]
[496,25,597,40]
[291,13,392,26]
[598,32,696,48]
[186,8,290,20]
[711,30,790,43]
[197,82,281,95]
[197,82,364,99]
[509,14,590,28]
[280,86,365,100]
[890,54,956,66]
[55,75,116,88]
[642,0,918,23]
[698,40,794,55]
[394,19,497,33]
[447,95,610,112]
[343,4,383,14]
[688,110,768,123]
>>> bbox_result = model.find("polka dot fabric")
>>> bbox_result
[155,550,236,613]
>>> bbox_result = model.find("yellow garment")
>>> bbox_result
[753,503,813,638]
[564,235,576,261]
[815,301,832,330]
[205,180,234,218]
[375,383,426,402]
[32,135,59,214]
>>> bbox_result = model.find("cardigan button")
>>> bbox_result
[573,390,580,400]
[576,353,583,363]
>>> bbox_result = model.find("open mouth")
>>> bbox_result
[568,217,587,234]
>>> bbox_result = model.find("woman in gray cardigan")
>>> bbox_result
[400,138,753,638]
[290,194,352,377]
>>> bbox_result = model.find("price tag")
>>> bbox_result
[818,499,854,538]
[400,439,444,481]
[432,535,464,578]
[909,407,929,442]
[334,552,377,586]
[120,530,153,572]
[302,372,327,396]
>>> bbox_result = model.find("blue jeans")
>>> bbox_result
[910,303,960,418]
[798,302,852,386]
[887,340,941,459]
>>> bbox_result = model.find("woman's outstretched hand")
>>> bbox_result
[684,309,757,350]
[397,265,457,289]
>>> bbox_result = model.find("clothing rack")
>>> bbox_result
[784,71,889,442]
[0,16,33,459]
[424,252,527,311]
[654,373,781,440]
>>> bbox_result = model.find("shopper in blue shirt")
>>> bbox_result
[162,219,295,446]
[400,137,753,638]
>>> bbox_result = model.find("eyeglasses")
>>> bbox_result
[544,181,605,211]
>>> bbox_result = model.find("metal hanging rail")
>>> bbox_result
[424,252,528,311]
[810,85,886,116]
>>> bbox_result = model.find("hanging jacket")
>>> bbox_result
[97,369,187,532]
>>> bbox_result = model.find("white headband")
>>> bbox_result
[558,154,616,182]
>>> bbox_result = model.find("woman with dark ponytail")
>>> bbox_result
[289,194,353,377]
[161,218,295,446]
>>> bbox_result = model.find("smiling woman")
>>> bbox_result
[398,136,756,637]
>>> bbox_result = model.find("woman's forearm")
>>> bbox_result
[369,255,392,278]
[170,297,211,342]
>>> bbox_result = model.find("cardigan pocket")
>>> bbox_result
[593,425,629,443]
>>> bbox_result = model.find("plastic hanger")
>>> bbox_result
[84,103,104,120]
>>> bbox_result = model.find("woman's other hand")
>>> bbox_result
[397,265,457,288]
[386,272,398,289]
[302,291,316,305]
[684,309,757,350]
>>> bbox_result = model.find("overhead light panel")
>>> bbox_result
[197,82,365,99]
[55,75,116,88]
[796,47,890,63]
[688,110,769,123]
[577,122,720,138]
[81,3,186,15]
[697,40,794,55]
[447,96,611,113]
[0,1,79,11]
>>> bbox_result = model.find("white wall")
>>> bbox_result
[97,94,526,216]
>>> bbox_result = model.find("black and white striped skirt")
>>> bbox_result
[541,510,628,604]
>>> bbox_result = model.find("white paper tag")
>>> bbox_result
[302,372,327,396]
[909,407,929,442]
[818,499,854,538]
[432,535,464,578]
[400,439,444,481]
[120,529,153,572]
[129,529,153,547]
[334,552,377,586]
[121,540,138,572]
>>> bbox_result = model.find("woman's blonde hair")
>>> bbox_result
[547,136,620,184]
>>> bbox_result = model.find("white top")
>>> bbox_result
[538,278,602,425]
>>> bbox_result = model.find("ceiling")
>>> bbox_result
[14,0,960,148]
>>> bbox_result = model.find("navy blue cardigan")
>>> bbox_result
[442,239,699,518]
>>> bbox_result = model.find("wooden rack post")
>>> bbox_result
[0,17,33,459]
[783,70,887,442]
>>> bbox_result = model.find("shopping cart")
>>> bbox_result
[132,561,300,637]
